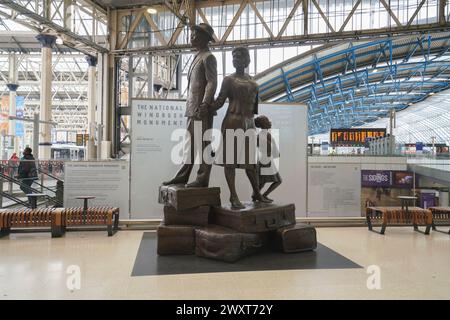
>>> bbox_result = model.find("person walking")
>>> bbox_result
[8,152,19,177]
[17,147,38,203]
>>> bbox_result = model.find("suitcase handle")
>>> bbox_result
[241,240,263,250]
[265,218,278,228]
[159,189,168,203]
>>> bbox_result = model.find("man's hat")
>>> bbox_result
[191,23,215,42]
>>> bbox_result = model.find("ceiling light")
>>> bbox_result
[147,7,157,14]
[372,69,378,73]
[429,92,435,96]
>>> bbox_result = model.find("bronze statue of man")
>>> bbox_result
[163,23,217,188]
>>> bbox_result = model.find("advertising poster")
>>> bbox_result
[393,171,415,188]
[420,193,436,209]
[64,161,130,218]
[15,96,24,137]
[361,170,392,187]
[361,170,415,212]
[130,99,307,219]
[308,163,361,217]
[415,142,424,151]
[0,96,9,135]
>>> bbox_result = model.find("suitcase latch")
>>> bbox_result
[265,218,278,228]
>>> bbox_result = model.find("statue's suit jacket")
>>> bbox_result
[185,48,217,118]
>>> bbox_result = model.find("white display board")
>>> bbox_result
[64,161,130,218]
[130,100,187,219]
[307,163,361,217]
[130,99,307,219]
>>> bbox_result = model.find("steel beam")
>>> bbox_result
[113,23,450,55]
[0,0,108,54]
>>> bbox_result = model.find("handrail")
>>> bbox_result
[0,191,31,208]
[0,171,63,207]
[0,163,59,194]
[36,167,63,182]
[0,171,47,195]
[0,170,57,195]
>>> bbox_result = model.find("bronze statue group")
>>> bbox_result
[163,23,282,209]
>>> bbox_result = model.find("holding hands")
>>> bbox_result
[197,102,210,118]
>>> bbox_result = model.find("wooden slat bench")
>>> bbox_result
[366,206,432,235]
[0,208,65,238]
[0,206,119,238]
[62,206,119,236]
[429,207,450,234]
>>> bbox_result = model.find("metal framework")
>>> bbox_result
[254,31,450,134]
[112,0,450,54]
[359,88,450,144]
[0,52,89,137]
[0,0,108,55]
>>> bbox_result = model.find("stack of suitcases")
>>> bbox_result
[158,184,317,262]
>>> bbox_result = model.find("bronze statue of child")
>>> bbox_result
[254,115,282,203]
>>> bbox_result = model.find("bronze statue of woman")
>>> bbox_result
[213,47,270,209]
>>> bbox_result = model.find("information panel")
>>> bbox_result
[308,163,361,217]
[130,99,307,219]
[64,161,130,218]
[330,128,386,146]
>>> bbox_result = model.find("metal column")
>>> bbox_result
[7,53,19,156]
[86,55,98,159]
[36,34,56,160]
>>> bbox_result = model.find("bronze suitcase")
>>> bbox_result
[210,202,296,233]
[195,225,266,263]
[163,205,210,226]
[157,223,196,255]
[158,184,220,211]
[275,223,317,253]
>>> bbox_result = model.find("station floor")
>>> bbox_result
[0,227,449,300]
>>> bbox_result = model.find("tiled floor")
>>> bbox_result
[0,227,449,299]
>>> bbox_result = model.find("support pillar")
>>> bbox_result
[103,53,115,159]
[105,8,117,159]
[147,55,154,98]
[96,54,104,160]
[6,84,18,155]
[7,53,18,156]
[303,0,308,35]
[439,0,447,25]
[86,55,98,159]
[36,34,56,160]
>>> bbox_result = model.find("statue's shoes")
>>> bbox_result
[162,178,186,186]
[185,180,208,188]
[253,194,272,203]
[230,198,245,210]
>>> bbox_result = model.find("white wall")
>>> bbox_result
[307,156,408,217]
[130,99,308,219]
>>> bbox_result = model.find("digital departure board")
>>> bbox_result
[330,128,386,146]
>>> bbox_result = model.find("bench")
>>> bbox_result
[0,206,119,238]
[366,206,432,234]
[0,208,65,238]
[429,207,450,234]
[63,206,120,236]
